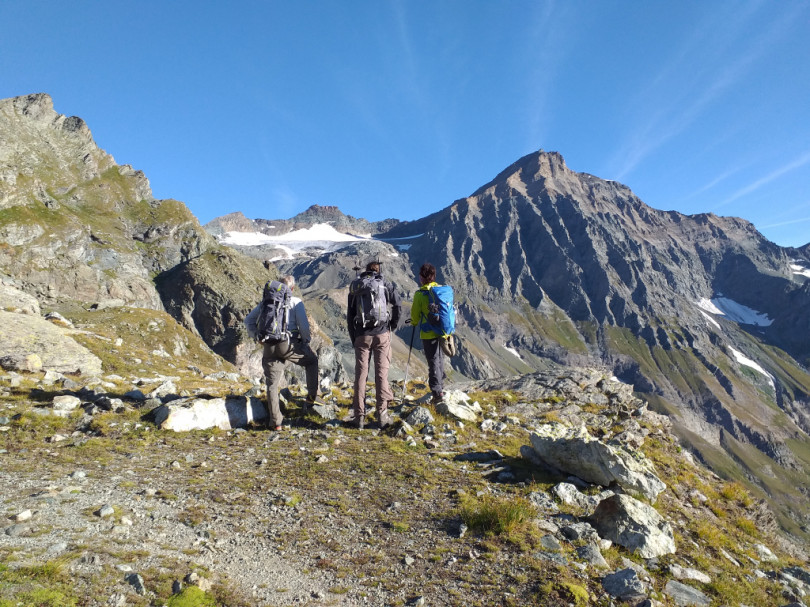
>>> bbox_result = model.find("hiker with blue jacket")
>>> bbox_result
[347,261,402,429]
[411,262,446,404]
[245,274,321,430]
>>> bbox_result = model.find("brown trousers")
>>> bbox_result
[262,340,319,427]
[352,331,393,423]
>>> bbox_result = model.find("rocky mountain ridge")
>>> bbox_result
[213,152,810,541]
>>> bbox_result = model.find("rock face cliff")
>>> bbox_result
[0,93,342,384]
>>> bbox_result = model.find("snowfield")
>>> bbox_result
[790,262,810,279]
[218,224,372,260]
[696,297,773,327]
[218,224,424,260]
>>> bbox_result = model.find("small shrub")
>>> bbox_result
[458,494,534,537]
[735,516,759,537]
[720,481,753,507]
[559,582,589,607]
[16,588,77,607]
[167,586,217,607]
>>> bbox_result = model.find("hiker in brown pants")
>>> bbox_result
[245,275,321,430]
[347,261,402,429]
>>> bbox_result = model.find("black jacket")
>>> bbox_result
[346,272,402,342]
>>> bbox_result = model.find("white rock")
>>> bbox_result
[52,395,81,411]
[670,564,712,584]
[754,543,778,562]
[12,509,33,522]
[153,396,267,431]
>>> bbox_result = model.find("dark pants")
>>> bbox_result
[352,331,393,424]
[422,337,445,399]
[262,340,319,427]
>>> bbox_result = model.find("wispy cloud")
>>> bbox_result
[522,1,573,150]
[680,165,747,201]
[713,151,810,209]
[608,1,803,181]
[759,214,810,229]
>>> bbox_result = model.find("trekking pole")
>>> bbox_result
[400,319,416,403]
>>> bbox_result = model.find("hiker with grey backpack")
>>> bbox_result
[410,262,456,404]
[347,260,402,429]
[244,275,322,430]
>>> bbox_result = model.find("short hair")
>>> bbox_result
[366,261,381,273]
[419,263,436,283]
[281,275,295,288]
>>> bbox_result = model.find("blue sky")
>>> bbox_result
[2,1,809,248]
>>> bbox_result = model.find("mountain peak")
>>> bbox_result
[2,93,93,142]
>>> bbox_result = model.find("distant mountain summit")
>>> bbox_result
[205,204,399,239]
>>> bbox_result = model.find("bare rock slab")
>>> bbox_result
[153,396,267,431]
[0,310,102,375]
[589,494,676,558]
[528,422,666,502]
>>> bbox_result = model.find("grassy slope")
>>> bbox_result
[0,367,801,606]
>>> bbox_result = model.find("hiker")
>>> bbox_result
[347,260,402,429]
[245,275,321,430]
[410,262,449,404]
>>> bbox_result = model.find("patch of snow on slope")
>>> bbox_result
[728,347,775,389]
[503,345,522,359]
[699,310,721,330]
[696,297,773,327]
[379,234,425,241]
[790,262,810,278]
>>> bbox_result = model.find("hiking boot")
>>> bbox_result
[431,391,444,405]
[378,409,393,429]
[306,395,326,407]
[349,416,365,430]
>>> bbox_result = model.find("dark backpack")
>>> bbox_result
[257,280,292,343]
[351,273,390,329]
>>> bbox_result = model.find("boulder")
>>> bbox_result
[669,565,711,584]
[435,390,482,422]
[577,543,609,568]
[153,396,267,431]
[52,395,82,411]
[663,580,711,606]
[0,279,40,315]
[405,406,434,427]
[0,310,102,375]
[527,423,666,502]
[602,568,647,600]
[589,494,676,558]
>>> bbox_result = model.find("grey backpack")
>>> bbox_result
[351,274,390,329]
[257,280,291,343]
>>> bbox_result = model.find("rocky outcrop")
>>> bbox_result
[528,423,666,502]
[0,310,101,376]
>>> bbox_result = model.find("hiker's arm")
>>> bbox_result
[410,291,423,326]
[346,291,356,343]
[388,284,402,331]
[244,304,260,340]
[295,301,312,343]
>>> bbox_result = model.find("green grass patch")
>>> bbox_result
[458,494,535,538]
